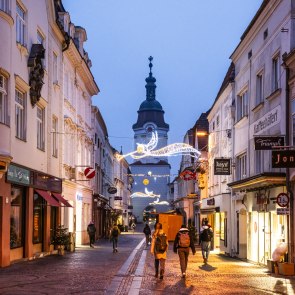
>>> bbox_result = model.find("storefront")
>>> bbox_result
[0,163,70,267]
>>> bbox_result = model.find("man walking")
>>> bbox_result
[173,224,196,278]
[143,223,151,247]
[110,223,120,253]
[87,221,96,248]
[199,220,213,263]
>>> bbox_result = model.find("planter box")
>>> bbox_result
[267,260,276,273]
[278,263,295,276]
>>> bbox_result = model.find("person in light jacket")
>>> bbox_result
[150,222,168,279]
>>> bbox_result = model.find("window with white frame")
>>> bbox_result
[15,89,26,140]
[256,72,263,105]
[16,2,25,45]
[236,153,247,180]
[272,55,280,92]
[53,52,58,84]
[0,0,9,13]
[255,150,263,174]
[37,106,45,150]
[237,90,248,121]
[52,116,58,157]
[0,75,8,125]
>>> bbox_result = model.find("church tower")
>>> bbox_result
[130,57,170,222]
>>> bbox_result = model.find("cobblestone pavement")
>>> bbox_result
[140,245,295,295]
[0,229,145,295]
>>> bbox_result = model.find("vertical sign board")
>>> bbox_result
[214,158,231,175]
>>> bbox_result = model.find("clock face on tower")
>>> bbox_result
[145,124,155,133]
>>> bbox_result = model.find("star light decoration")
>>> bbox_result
[115,132,201,161]
[130,188,160,199]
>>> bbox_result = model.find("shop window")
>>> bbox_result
[10,187,24,248]
[33,193,44,244]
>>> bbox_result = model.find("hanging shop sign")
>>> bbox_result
[214,158,231,175]
[114,196,122,200]
[272,150,295,168]
[207,198,215,206]
[7,164,31,185]
[179,170,196,181]
[107,186,117,194]
[254,136,285,150]
[276,193,289,207]
[84,167,96,179]
[277,208,290,215]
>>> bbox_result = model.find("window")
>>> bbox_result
[52,116,58,157]
[0,0,9,13]
[212,121,215,131]
[255,150,263,174]
[10,186,24,249]
[236,153,247,180]
[37,106,45,150]
[53,52,58,84]
[33,193,44,244]
[256,73,263,105]
[15,89,26,140]
[263,29,268,40]
[216,115,220,126]
[237,90,248,121]
[0,75,8,125]
[272,55,280,92]
[16,2,25,45]
[37,31,46,68]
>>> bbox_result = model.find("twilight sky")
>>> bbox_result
[62,0,262,175]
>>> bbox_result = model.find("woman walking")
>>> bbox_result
[150,222,168,279]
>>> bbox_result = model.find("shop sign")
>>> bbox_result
[214,158,231,175]
[33,172,62,192]
[277,208,290,215]
[107,186,117,194]
[276,193,289,207]
[254,136,285,150]
[207,198,215,206]
[7,164,31,185]
[114,196,122,200]
[272,150,295,168]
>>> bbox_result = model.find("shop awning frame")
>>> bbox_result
[35,189,60,207]
[52,192,73,207]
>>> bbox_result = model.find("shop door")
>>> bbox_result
[258,212,271,265]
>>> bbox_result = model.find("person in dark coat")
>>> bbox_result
[87,221,96,248]
[199,220,213,263]
[110,223,121,253]
[173,224,196,278]
[143,223,152,247]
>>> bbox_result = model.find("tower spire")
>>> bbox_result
[145,56,156,101]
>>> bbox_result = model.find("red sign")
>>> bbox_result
[276,193,289,207]
[84,167,96,179]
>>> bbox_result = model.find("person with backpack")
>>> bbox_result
[150,222,168,279]
[143,223,152,247]
[87,221,96,248]
[199,220,213,263]
[173,224,196,278]
[110,223,121,253]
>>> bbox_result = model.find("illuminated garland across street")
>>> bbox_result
[116,131,201,161]
[130,188,160,199]
[149,198,170,206]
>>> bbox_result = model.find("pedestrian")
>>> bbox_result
[173,224,196,278]
[110,223,121,253]
[143,223,151,247]
[150,222,168,279]
[199,220,213,263]
[87,221,96,248]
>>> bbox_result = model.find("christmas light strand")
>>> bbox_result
[130,188,160,199]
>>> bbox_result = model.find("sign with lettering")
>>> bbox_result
[250,105,281,138]
[272,150,295,168]
[114,196,122,200]
[277,208,290,215]
[33,172,62,192]
[207,198,215,206]
[214,158,231,175]
[7,164,31,185]
[254,136,285,150]
[276,193,289,207]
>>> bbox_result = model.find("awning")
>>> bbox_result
[200,208,216,214]
[52,192,73,207]
[35,189,60,207]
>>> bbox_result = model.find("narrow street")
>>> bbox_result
[1,227,295,295]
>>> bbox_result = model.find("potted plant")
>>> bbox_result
[51,225,70,255]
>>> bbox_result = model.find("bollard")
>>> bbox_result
[69,232,76,252]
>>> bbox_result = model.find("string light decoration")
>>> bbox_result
[115,131,201,161]
[130,188,160,199]
[149,198,170,206]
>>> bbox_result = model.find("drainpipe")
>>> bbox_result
[283,61,294,263]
